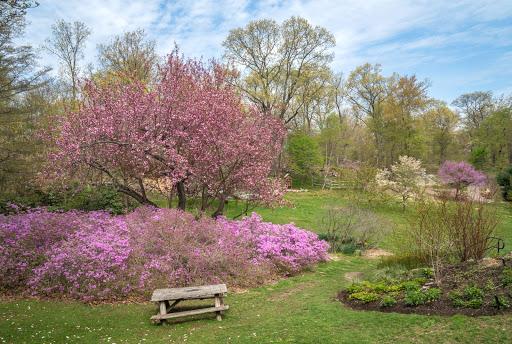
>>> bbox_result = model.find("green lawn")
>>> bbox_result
[2,191,512,343]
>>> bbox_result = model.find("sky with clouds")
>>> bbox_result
[20,0,512,103]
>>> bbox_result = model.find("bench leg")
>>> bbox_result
[159,301,167,325]
[215,294,222,321]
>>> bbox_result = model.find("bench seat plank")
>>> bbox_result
[151,305,229,320]
[151,284,227,302]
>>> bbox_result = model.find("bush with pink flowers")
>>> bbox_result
[0,206,328,301]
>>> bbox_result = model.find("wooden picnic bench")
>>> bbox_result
[150,284,229,324]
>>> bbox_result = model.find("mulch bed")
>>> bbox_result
[337,257,512,317]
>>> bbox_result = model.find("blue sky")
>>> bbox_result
[21,0,512,103]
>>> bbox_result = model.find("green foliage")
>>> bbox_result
[447,292,464,307]
[425,288,441,302]
[469,146,487,171]
[484,280,496,291]
[377,253,427,270]
[379,296,397,308]
[465,298,483,309]
[496,165,512,201]
[0,183,131,215]
[464,285,484,300]
[346,284,365,294]
[421,268,434,278]
[404,289,426,306]
[349,291,379,303]
[492,295,510,309]
[286,132,323,185]
[501,269,512,285]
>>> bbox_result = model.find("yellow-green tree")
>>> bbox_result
[222,16,335,123]
[344,63,389,165]
[422,101,460,167]
[382,74,432,164]
[96,28,159,84]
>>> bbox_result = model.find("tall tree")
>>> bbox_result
[42,20,91,100]
[422,101,459,167]
[96,28,159,83]
[222,16,335,123]
[344,63,389,165]
[451,91,494,136]
[0,0,48,190]
[383,74,431,163]
[475,107,512,170]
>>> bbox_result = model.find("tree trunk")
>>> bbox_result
[116,184,158,207]
[211,198,226,218]
[176,181,186,211]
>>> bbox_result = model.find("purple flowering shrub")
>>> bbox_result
[0,207,328,301]
[438,161,487,198]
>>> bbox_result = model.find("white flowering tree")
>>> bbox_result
[376,156,429,212]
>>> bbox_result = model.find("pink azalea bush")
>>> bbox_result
[0,206,328,301]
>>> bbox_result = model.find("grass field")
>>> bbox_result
[2,189,512,343]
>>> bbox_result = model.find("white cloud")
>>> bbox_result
[17,0,512,102]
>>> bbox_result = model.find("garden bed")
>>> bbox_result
[338,257,512,317]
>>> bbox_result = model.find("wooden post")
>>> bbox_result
[159,301,167,325]
[215,294,222,321]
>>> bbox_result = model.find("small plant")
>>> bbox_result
[371,281,391,294]
[465,298,483,309]
[380,296,397,308]
[342,243,360,255]
[492,295,510,309]
[425,288,441,302]
[484,280,496,291]
[464,285,484,300]
[448,292,464,308]
[346,284,365,294]
[404,290,426,306]
[421,268,434,278]
[412,277,427,285]
[377,253,426,270]
[349,291,379,303]
[502,269,512,285]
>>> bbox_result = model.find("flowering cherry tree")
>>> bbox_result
[438,160,487,199]
[42,46,286,216]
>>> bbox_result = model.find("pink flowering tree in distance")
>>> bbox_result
[42,46,287,217]
[438,160,488,199]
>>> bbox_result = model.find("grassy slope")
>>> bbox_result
[2,258,512,343]
[2,191,512,343]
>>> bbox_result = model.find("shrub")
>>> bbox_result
[492,295,510,309]
[496,165,512,201]
[501,269,512,285]
[349,291,379,303]
[321,204,393,252]
[421,268,434,278]
[464,285,484,300]
[404,290,426,306]
[447,292,464,307]
[465,298,483,309]
[425,288,441,302]
[380,296,397,307]
[1,207,329,301]
[346,284,365,294]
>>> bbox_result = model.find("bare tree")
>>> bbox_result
[42,20,91,100]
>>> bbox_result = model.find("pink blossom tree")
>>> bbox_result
[438,160,488,199]
[41,46,286,217]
